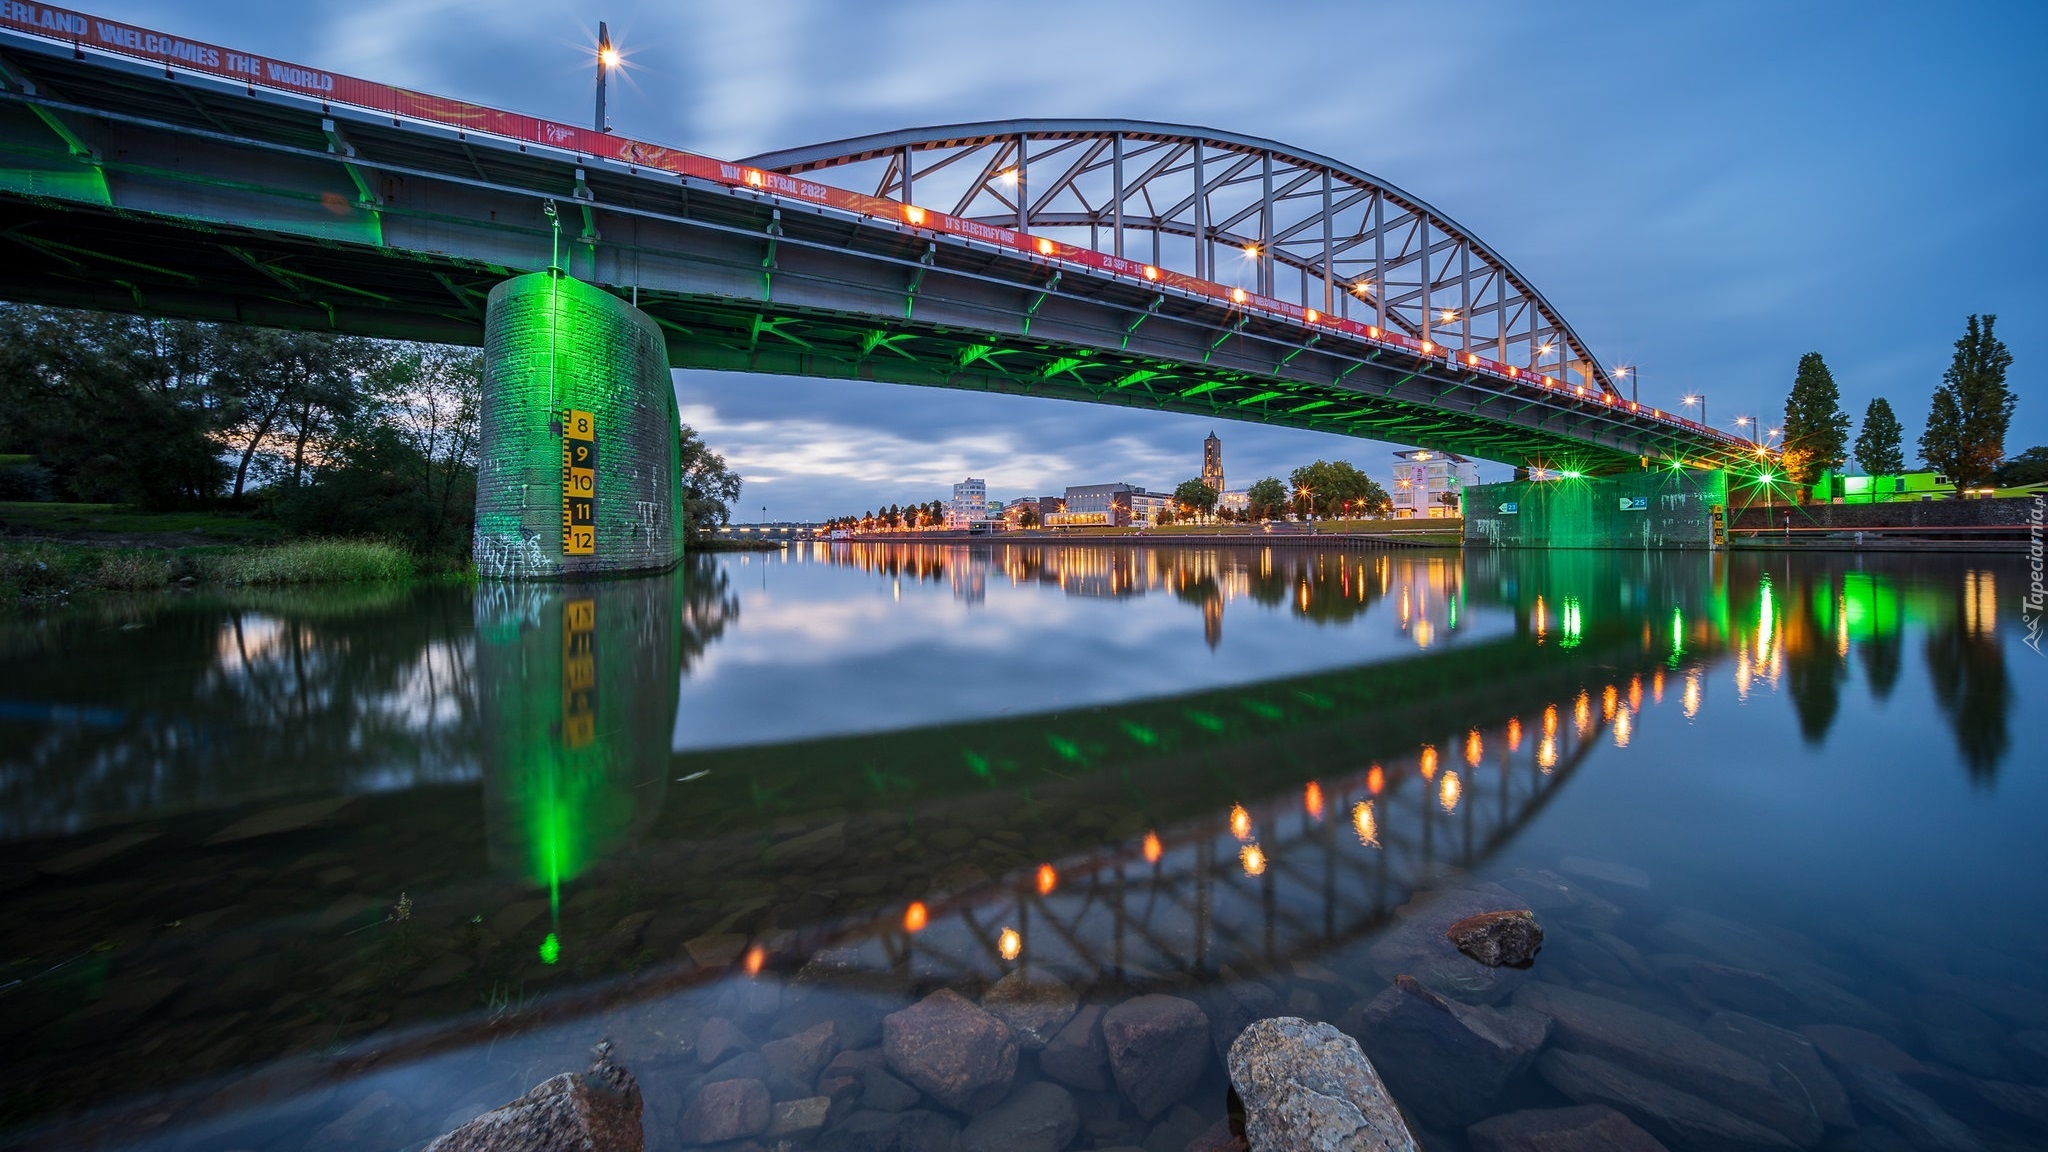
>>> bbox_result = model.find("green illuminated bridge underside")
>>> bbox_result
[0,34,1750,472]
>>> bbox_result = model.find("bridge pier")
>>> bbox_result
[1463,469,1728,549]
[473,272,685,580]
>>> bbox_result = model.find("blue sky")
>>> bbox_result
[106,0,2048,519]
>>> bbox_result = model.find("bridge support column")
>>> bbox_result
[473,271,685,580]
[1463,469,1729,549]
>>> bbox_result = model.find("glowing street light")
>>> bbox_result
[1681,392,1706,429]
[594,22,618,133]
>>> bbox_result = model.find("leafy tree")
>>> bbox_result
[1244,476,1289,521]
[1853,397,1904,475]
[1919,314,2016,488]
[1781,352,1850,487]
[1018,505,1039,528]
[1288,459,1392,519]
[0,304,224,508]
[1994,445,2048,487]
[1154,504,1176,526]
[679,424,742,545]
[1173,479,1218,521]
[212,328,380,499]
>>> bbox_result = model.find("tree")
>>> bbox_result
[1173,478,1218,521]
[1853,397,1904,475]
[1288,459,1392,519]
[1781,352,1850,487]
[1154,505,1176,526]
[1994,445,2048,487]
[679,424,742,545]
[1919,314,2016,488]
[1244,477,1289,521]
[1018,505,1039,528]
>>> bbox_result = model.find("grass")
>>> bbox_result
[1,537,414,603]
[0,501,284,542]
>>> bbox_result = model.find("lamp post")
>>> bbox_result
[1681,392,1706,430]
[1616,365,1636,404]
[1734,416,1754,445]
[594,23,618,133]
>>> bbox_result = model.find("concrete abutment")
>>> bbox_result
[1464,469,1728,549]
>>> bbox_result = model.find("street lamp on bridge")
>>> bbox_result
[1681,392,1706,430]
[594,23,620,133]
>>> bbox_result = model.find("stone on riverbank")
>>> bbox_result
[1446,910,1545,969]
[1040,1004,1111,1092]
[1700,1011,1855,1130]
[761,1019,840,1099]
[883,988,1019,1114]
[1103,994,1213,1119]
[1467,1105,1669,1152]
[1359,975,1551,1128]
[1227,1016,1417,1152]
[1368,883,1534,1004]
[425,1043,643,1152]
[818,1108,962,1152]
[1835,1065,1983,1152]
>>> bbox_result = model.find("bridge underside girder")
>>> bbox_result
[0,36,1745,473]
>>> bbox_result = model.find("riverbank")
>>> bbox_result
[0,537,419,603]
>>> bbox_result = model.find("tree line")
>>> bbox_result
[1781,314,2030,492]
[0,304,741,555]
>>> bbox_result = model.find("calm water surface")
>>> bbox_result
[1,544,2043,1151]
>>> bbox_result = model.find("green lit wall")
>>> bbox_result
[474,272,684,579]
[1464,469,1728,549]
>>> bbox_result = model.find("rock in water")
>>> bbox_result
[1040,1004,1111,1092]
[1102,994,1212,1120]
[426,1042,643,1151]
[1368,883,1535,1004]
[1835,1065,1984,1152]
[981,971,1079,1051]
[1359,975,1551,1128]
[959,1081,1080,1152]
[1534,1049,1796,1152]
[883,988,1019,1114]
[1700,1011,1855,1130]
[1227,1016,1418,1152]
[1467,1105,1669,1152]
[1446,911,1545,969]
[676,1078,772,1145]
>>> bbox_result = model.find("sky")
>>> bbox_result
[100,0,2048,519]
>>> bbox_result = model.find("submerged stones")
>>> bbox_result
[425,1042,643,1152]
[1446,910,1546,969]
[1359,975,1551,1129]
[1102,994,1213,1119]
[1467,1105,1667,1152]
[1226,1016,1417,1152]
[882,988,1019,1114]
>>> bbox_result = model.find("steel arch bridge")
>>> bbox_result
[0,6,1760,474]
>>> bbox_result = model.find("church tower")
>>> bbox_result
[1202,430,1225,496]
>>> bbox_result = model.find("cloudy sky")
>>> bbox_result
[110,0,2048,519]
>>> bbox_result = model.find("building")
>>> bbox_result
[1810,468,1957,503]
[1216,490,1250,515]
[946,477,988,528]
[1130,490,1172,526]
[1041,482,1173,527]
[1391,450,1479,518]
[1202,430,1225,498]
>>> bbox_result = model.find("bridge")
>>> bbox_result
[0,6,1771,573]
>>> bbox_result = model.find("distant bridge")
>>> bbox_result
[0,6,1762,475]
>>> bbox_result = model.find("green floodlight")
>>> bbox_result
[1560,470,1584,480]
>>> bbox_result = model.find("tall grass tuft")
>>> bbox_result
[206,540,414,585]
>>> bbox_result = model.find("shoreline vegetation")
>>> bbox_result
[1,535,420,602]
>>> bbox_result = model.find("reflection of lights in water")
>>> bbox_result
[1629,675,1643,712]
[1613,709,1632,747]
[1965,570,1995,635]
[745,945,766,976]
[1239,843,1267,876]
[1537,737,1557,772]
[1143,831,1163,864]
[1413,616,1433,649]
[1574,691,1592,735]
[1464,730,1482,766]
[1507,717,1523,750]
[1683,671,1702,718]
[1036,864,1058,895]
[903,902,929,932]
[1534,595,1547,642]
[1736,648,1753,700]
[1367,765,1384,795]
[1560,597,1583,648]
[1230,804,1252,841]
[1653,669,1665,704]
[1670,607,1686,661]
[1756,578,1775,663]
[998,928,1022,961]
[1401,588,1411,627]
[1543,704,1558,737]
[1837,594,1850,657]
[1303,781,1325,820]
[1439,770,1462,812]
[1352,801,1379,847]
[1602,684,1618,722]
[539,932,561,964]
[1419,745,1439,780]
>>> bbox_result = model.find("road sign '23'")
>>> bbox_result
[563,409,596,555]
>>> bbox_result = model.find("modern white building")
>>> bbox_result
[947,477,988,528]
[1391,450,1479,518]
